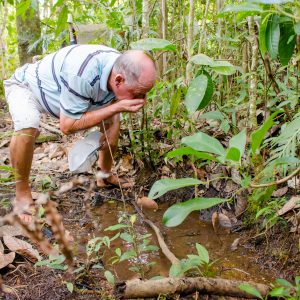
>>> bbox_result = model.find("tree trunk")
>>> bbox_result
[161,0,167,78]
[247,16,258,130]
[0,0,8,80]
[16,4,42,65]
[142,0,150,38]
[198,0,210,54]
[115,277,270,299]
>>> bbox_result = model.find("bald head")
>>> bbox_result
[112,50,157,94]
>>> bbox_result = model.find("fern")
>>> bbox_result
[268,113,300,173]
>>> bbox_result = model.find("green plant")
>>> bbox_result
[169,243,216,278]
[239,276,300,300]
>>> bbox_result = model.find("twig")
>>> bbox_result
[39,121,62,136]
[130,199,179,265]
[250,167,300,188]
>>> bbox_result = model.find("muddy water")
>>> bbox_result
[87,201,272,283]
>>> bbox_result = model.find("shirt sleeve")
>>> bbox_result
[59,71,94,119]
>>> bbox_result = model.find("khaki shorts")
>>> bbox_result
[4,78,46,131]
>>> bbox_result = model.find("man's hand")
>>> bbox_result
[114,99,145,113]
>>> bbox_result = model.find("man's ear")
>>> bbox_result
[115,74,125,87]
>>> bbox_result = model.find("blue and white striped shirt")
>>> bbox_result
[13,44,121,119]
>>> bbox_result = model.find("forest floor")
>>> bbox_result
[0,101,299,300]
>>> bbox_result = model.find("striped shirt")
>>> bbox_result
[12,44,121,119]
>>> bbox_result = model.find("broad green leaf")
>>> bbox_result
[148,178,202,200]
[182,132,226,156]
[239,284,263,299]
[219,3,263,16]
[269,287,289,297]
[66,282,73,293]
[169,262,184,277]
[278,22,296,65]
[198,73,214,110]
[105,224,128,231]
[275,278,293,288]
[196,243,209,264]
[130,38,176,51]
[259,14,270,56]
[225,147,241,162]
[185,75,208,114]
[228,129,247,161]
[199,111,225,120]
[16,0,30,16]
[104,271,115,285]
[169,88,181,118]
[55,6,68,36]
[269,157,300,166]
[163,197,226,227]
[251,110,283,154]
[119,249,137,262]
[115,248,122,257]
[266,14,280,59]
[210,61,236,75]
[166,146,218,162]
[120,232,133,243]
[190,54,214,66]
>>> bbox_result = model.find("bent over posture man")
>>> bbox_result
[4,44,156,222]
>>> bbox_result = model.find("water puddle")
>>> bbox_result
[79,200,272,284]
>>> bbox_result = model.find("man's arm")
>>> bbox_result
[60,99,145,135]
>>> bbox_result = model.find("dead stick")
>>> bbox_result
[250,167,300,188]
[130,200,179,265]
[115,277,270,299]
[40,121,62,136]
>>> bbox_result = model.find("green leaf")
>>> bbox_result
[228,129,247,161]
[269,287,289,297]
[169,263,184,277]
[166,146,218,162]
[278,21,296,65]
[251,110,283,154]
[120,232,133,243]
[196,243,209,264]
[182,132,226,156]
[148,178,202,200]
[198,73,214,110]
[225,147,241,162]
[105,224,128,231]
[275,278,293,288]
[210,61,236,75]
[259,14,270,57]
[190,54,214,66]
[169,88,181,118]
[115,248,122,257]
[55,6,68,36]
[163,197,226,227]
[16,0,31,16]
[219,3,263,17]
[66,282,73,293]
[295,22,300,35]
[119,249,137,262]
[104,271,115,285]
[266,14,280,59]
[239,284,263,299]
[130,38,176,51]
[185,75,208,114]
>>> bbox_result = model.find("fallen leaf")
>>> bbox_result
[221,209,237,224]
[0,240,4,254]
[235,196,248,217]
[211,212,219,233]
[277,196,300,216]
[231,238,240,251]
[218,213,232,229]
[0,252,15,269]
[161,165,171,175]
[137,197,158,210]
[0,225,23,237]
[3,236,40,262]
[224,181,238,193]
[118,154,134,173]
[272,186,288,198]
[287,178,300,190]
[231,168,242,185]
[197,168,207,181]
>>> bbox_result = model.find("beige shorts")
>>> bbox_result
[4,78,46,131]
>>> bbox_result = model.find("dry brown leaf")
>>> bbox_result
[137,197,158,210]
[287,178,300,190]
[231,168,242,185]
[0,240,4,254]
[3,236,40,262]
[218,213,232,229]
[224,181,238,193]
[277,196,300,216]
[211,212,219,233]
[0,225,23,237]
[0,252,15,269]
[221,209,237,224]
[235,196,248,217]
[272,186,288,198]
[161,165,171,175]
[231,238,240,251]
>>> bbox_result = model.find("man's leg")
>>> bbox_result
[96,114,133,188]
[10,128,38,222]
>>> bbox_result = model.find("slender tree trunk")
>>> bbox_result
[142,0,150,38]
[0,0,8,80]
[242,42,249,73]
[186,0,195,83]
[198,0,210,54]
[161,0,167,78]
[16,4,42,65]
[247,16,258,130]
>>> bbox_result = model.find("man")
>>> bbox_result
[4,44,157,222]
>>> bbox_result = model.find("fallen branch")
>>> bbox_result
[250,166,300,188]
[115,277,270,299]
[130,199,179,265]
[40,120,62,136]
